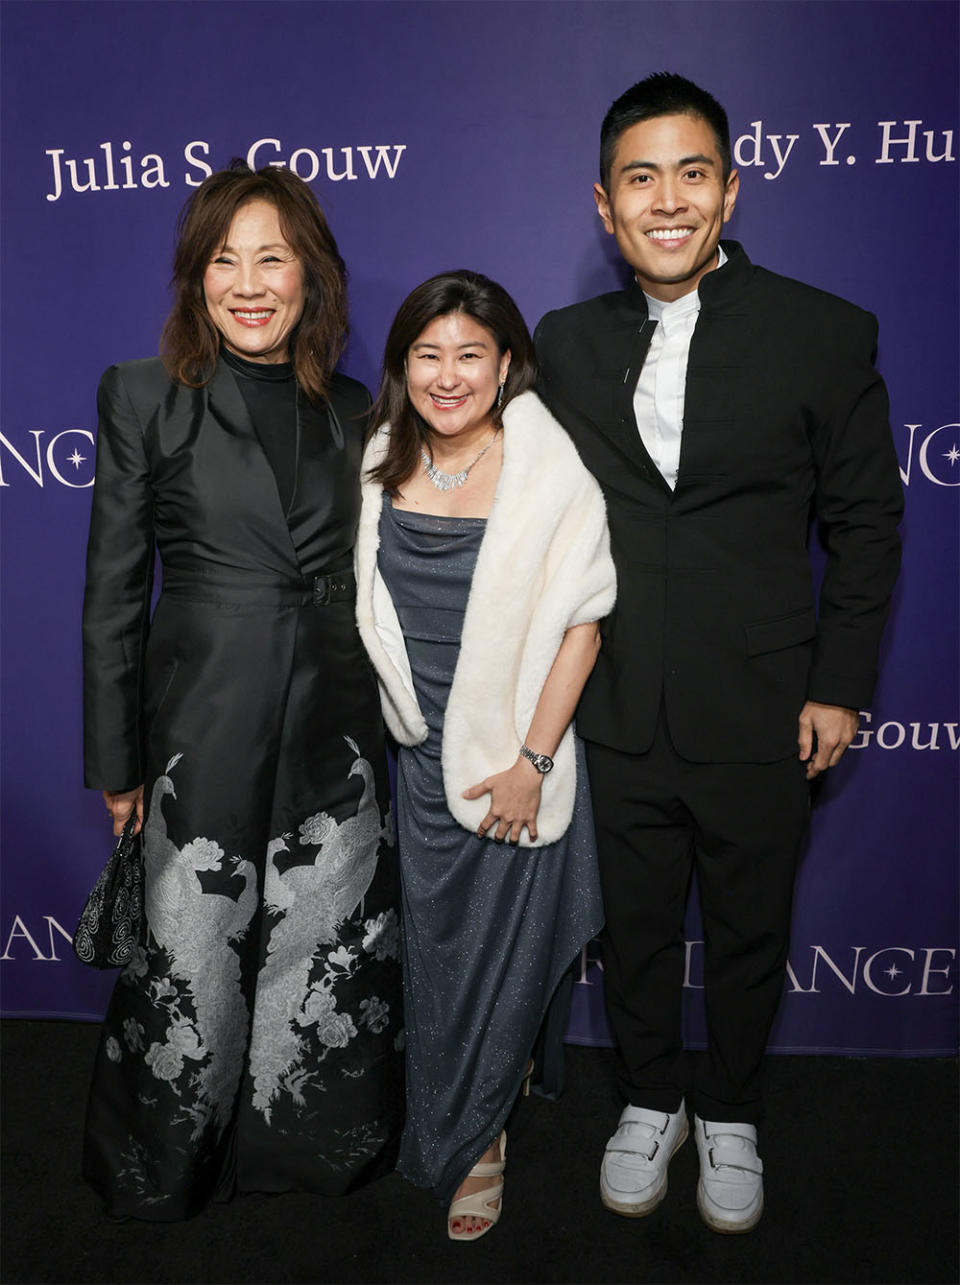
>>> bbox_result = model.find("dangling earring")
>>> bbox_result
[496,381,505,410]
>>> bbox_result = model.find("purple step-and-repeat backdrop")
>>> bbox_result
[1,2,956,1055]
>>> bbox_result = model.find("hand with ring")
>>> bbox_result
[465,756,544,844]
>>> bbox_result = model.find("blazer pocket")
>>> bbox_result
[745,608,816,657]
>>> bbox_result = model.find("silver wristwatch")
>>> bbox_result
[520,744,554,774]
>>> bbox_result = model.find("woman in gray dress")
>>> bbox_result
[355,271,616,1240]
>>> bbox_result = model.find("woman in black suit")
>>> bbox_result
[81,164,402,1221]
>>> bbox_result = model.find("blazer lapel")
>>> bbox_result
[674,242,758,488]
[589,306,666,481]
[676,300,752,487]
[204,360,303,571]
[206,359,258,438]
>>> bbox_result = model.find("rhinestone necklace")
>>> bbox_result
[420,430,500,492]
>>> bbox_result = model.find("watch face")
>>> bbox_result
[521,745,553,773]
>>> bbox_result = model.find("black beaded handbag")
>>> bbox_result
[72,814,144,969]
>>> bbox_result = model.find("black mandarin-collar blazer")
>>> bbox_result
[534,241,903,762]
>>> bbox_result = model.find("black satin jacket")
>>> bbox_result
[82,357,371,789]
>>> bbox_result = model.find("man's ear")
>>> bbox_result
[722,168,740,224]
[594,182,615,235]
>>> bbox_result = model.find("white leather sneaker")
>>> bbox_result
[694,1115,764,1233]
[600,1101,688,1216]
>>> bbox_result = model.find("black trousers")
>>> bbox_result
[585,714,810,1124]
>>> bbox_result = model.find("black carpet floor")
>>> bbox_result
[1,1019,957,1285]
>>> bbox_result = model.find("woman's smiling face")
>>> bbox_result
[203,199,305,363]
[405,312,510,442]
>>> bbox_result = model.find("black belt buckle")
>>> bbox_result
[312,570,354,606]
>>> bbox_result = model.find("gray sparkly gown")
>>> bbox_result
[377,497,604,1203]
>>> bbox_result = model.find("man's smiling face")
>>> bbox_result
[594,112,739,302]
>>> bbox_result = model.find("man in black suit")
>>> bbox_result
[534,73,902,1233]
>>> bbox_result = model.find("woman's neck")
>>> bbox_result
[393,425,503,519]
[425,422,499,469]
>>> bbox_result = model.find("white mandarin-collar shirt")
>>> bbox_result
[632,245,728,490]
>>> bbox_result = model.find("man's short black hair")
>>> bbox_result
[600,72,732,190]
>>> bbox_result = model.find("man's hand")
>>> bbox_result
[797,702,860,779]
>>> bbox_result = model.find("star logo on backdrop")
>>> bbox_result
[67,449,86,469]
[945,445,960,466]
[885,964,902,980]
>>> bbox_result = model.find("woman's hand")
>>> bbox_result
[463,757,544,844]
[102,786,144,837]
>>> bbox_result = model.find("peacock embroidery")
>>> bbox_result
[249,736,395,1119]
[139,753,259,1134]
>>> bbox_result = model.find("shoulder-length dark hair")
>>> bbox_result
[160,164,347,401]
[367,270,537,495]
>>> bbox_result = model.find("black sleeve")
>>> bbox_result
[81,365,156,790]
[808,312,904,709]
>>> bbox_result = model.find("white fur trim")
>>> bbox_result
[355,390,616,845]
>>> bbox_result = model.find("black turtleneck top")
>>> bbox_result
[221,346,299,514]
